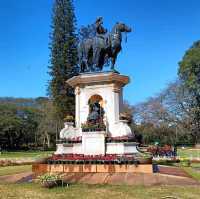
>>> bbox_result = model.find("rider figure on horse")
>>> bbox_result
[95,17,107,39]
[94,17,109,68]
[78,18,131,72]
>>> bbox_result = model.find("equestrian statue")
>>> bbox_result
[78,17,132,73]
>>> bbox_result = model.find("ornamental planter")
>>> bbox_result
[42,180,57,188]
[42,180,62,188]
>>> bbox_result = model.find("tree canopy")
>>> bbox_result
[178,40,200,143]
[48,0,78,120]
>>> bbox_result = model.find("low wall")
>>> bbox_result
[32,163,153,176]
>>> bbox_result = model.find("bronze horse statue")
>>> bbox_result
[78,22,132,72]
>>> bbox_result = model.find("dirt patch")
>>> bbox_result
[60,172,200,186]
[0,172,33,183]
[158,165,191,178]
[1,167,199,186]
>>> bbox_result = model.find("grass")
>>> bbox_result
[183,167,200,182]
[0,148,200,198]
[0,151,53,159]
[0,183,200,199]
[0,165,32,176]
[177,147,200,158]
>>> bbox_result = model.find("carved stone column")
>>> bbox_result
[75,86,81,128]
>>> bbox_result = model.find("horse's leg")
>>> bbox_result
[84,44,92,72]
[99,50,106,70]
[110,46,121,71]
[111,57,116,70]
[93,47,101,71]
[87,47,93,72]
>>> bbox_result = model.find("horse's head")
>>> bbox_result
[115,22,132,33]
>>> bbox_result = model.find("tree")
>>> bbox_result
[134,80,194,145]
[0,97,63,150]
[37,100,62,149]
[178,41,200,143]
[48,0,78,120]
[0,104,40,150]
[121,100,135,123]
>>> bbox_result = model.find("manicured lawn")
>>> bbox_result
[0,165,32,176]
[177,148,200,158]
[183,167,200,182]
[0,151,53,159]
[0,183,200,199]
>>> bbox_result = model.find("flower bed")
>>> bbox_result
[81,120,106,132]
[47,154,143,165]
[106,135,136,143]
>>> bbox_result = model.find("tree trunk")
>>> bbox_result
[45,131,50,148]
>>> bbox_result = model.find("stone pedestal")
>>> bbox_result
[67,72,129,137]
[106,142,138,154]
[55,71,138,156]
[55,143,82,155]
[82,131,106,155]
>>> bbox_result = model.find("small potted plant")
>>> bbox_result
[38,173,62,188]
[64,115,74,123]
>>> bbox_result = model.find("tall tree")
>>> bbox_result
[48,0,78,120]
[134,80,194,145]
[178,41,200,143]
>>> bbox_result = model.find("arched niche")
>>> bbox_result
[87,94,105,121]
[88,94,104,107]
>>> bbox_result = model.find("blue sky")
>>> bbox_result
[0,0,200,105]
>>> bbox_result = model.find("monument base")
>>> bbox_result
[32,163,153,176]
[82,131,106,155]
[55,143,82,154]
[106,142,138,154]
[55,140,139,155]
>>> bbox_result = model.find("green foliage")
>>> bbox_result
[135,123,177,146]
[178,41,200,95]
[1,183,200,199]
[0,151,53,158]
[48,0,78,120]
[183,167,200,182]
[0,103,40,150]
[81,122,106,132]
[63,115,74,122]
[177,148,200,158]
[0,97,61,150]
[178,40,200,143]
[38,173,61,183]
[0,165,32,176]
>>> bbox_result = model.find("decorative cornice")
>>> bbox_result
[67,72,130,88]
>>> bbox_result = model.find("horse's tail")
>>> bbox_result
[78,42,85,63]
[78,41,88,72]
